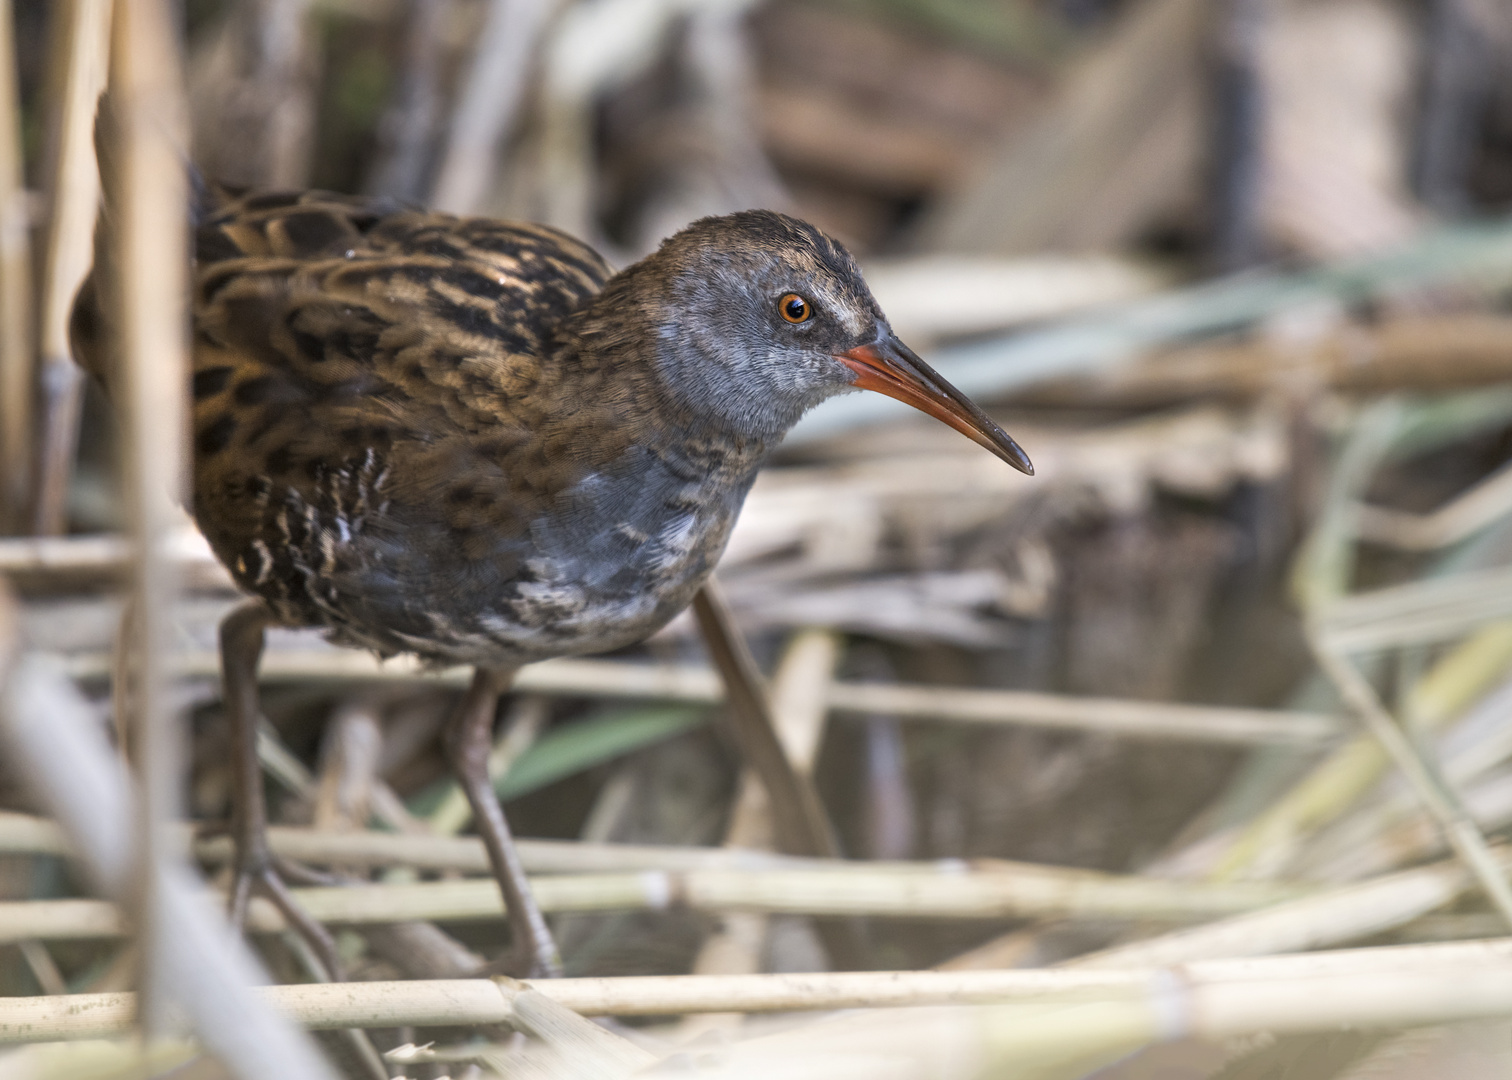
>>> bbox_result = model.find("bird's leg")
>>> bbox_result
[220,603,272,927]
[218,601,344,981]
[446,666,562,978]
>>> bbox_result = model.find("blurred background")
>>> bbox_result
[7,1,1512,1076]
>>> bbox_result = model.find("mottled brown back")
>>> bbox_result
[72,191,680,655]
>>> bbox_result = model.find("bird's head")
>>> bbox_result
[616,210,1032,475]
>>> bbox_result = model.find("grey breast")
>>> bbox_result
[311,440,760,666]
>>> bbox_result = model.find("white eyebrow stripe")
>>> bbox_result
[816,283,865,336]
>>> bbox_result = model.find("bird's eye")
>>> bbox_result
[779,293,812,324]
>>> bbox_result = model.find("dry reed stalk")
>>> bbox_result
[1355,457,1512,551]
[532,3,605,240]
[1069,854,1473,970]
[103,0,195,1026]
[921,0,1205,257]
[362,0,447,201]
[7,938,1512,1038]
[16,940,66,996]
[611,956,1512,1080]
[0,532,134,572]
[947,638,1489,970]
[214,826,798,875]
[0,812,73,857]
[770,629,841,768]
[0,972,1144,1041]
[1194,401,1459,885]
[55,646,1345,746]
[1211,623,1512,882]
[0,600,334,1074]
[0,1041,199,1079]
[189,0,318,190]
[311,697,384,833]
[430,0,555,214]
[743,404,1284,569]
[692,580,842,861]
[1295,768,1512,884]
[1292,398,1405,612]
[30,0,111,535]
[0,0,31,532]
[1318,566,1512,652]
[307,700,434,1057]
[1021,314,1512,407]
[0,865,1302,942]
[865,255,1165,342]
[0,809,963,875]
[823,681,1340,745]
[686,590,867,1009]
[1296,699,1512,879]
[250,712,429,847]
[1308,634,1512,926]
[507,986,659,1074]
[703,629,839,860]
[681,628,841,1039]
[0,527,231,588]
[935,922,1059,972]
[0,896,129,941]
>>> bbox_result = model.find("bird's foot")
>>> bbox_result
[227,840,345,982]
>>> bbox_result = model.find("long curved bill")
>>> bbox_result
[837,334,1034,476]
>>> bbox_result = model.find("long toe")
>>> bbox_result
[226,850,345,982]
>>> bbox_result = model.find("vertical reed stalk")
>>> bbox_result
[30,0,111,535]
[0,617,337,1077]
[0,0,30,532]
[103,0,188,1031]
[693,580,840,860]
[431,0,554,214]
[1309,632,1512,926]
[681,628,842,1038]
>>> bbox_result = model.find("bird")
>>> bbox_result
[72,188,1032,979]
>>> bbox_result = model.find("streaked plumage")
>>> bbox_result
[77,195,818,663]
[73,188,1031,977]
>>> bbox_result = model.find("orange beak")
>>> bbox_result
[837,335,1033,475]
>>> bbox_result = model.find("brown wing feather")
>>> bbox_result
[76,189,631,645]
[186,193,625,619]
